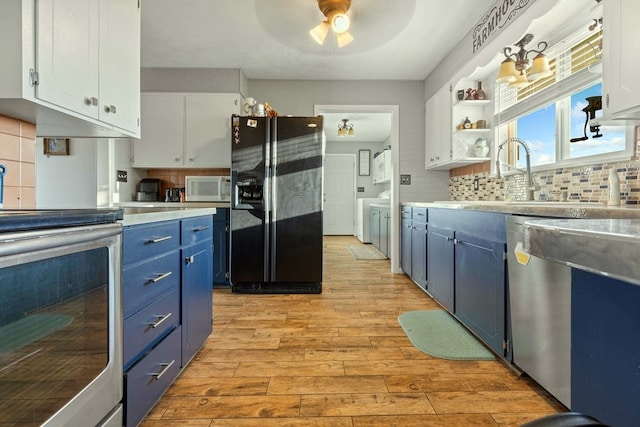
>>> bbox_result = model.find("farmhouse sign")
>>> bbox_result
[471,0,535,54]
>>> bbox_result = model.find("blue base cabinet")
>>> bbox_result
[427,225,454,310]
[571,269,640,427]
[401,207,412,274]
[123,214,213,426]
[454,232,506,356]
[400,206,427,290]
[213,207,230,286]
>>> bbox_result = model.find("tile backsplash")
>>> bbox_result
[0,115,36,208]
[449,129,640,204]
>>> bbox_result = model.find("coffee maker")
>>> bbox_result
[135,178,161,201]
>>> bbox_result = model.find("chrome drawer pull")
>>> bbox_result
[150,360,175,380]
[146,236,172,244]
[147,271,172,284]
[193,226,210,232]
[147,313,172,328]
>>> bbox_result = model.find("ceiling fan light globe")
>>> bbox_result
[331,13,350,33]
[310,21,330,45]
[336,30,353,47]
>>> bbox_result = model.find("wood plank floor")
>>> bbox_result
[140,235,565,426]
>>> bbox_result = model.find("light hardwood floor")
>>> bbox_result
[140,235,565,426]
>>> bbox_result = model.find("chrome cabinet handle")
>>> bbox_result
[147,312,172,328]
[84,97,98,106]
[147,271,172,284]
[185,255,195,265]
[104,104,117,113]
[193,226,210,232]
[146,236,172,244]
[150,360,175,380]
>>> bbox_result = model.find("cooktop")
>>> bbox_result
[0,208,123,233]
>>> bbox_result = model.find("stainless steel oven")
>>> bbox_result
[0,220,123,427]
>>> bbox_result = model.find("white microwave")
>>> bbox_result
[185,176,230,202]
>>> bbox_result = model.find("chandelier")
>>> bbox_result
[496,33,553,88]
[337,119,355,137]
[309,0,354,48]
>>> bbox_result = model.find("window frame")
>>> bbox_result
[494,71,634,176]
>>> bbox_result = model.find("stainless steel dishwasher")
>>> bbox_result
[506,215,572,408]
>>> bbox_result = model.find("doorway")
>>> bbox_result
[323,154,356,235]
[315,105,400,274]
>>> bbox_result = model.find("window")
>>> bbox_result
[495,25,632,172]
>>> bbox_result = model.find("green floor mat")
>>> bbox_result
[398,310,495,360]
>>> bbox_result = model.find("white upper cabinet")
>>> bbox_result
[37,0,140,134]
[425,80,491,171]
[133,93,240,169]
[602,0,640,120]
[0,0,140,137]
[372,149,391,184]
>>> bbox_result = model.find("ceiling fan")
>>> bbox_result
[309,0,354,47]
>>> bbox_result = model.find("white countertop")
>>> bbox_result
[403,200,640,219]
[120,206,217,226]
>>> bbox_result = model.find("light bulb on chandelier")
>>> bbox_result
[337,119,355,137]
[309,0,354,48]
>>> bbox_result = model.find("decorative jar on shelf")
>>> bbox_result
[474,81,486,100]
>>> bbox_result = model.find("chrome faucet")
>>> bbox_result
[495,137,540,201]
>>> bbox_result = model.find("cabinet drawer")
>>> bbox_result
[125,326,181,427]
[124,288,180,370]
[402,206,412,219]
[123,221,180,265]
[412,207,427,223]
[123,250,181,318]
[181,215,214,245]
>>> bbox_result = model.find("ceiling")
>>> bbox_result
[140,0,495,81]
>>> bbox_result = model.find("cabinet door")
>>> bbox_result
[435,84,452,163]
[603,0,640,118]
[36,0,100,117]
[99,0,140,133]
[411,222,427,290]
[454,232,505,355]
[401,218,412,275]
[425,98,438,168]
[213,208,230,286]
[181,240,213,365]
[427,226,454,311]
[369,208,380,249]
[185,93,239,168]
[134,93,185,167]
[379,208,390,257]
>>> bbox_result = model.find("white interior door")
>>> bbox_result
[324,154,355,235]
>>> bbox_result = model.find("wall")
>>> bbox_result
[35,137,103,208]
[0,115,35,208]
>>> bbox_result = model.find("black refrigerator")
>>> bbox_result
[230,115,324,293]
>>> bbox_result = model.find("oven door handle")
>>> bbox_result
[0,223,121,257]
[150,360,175,380]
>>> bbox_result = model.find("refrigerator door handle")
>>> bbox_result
[269,120,277,282]
[263,123,272,282]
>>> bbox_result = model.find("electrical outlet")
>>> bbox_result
[473,178,480,191]
[357,187,365,193]
[400,174,411,185]
[117,170,128,183]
